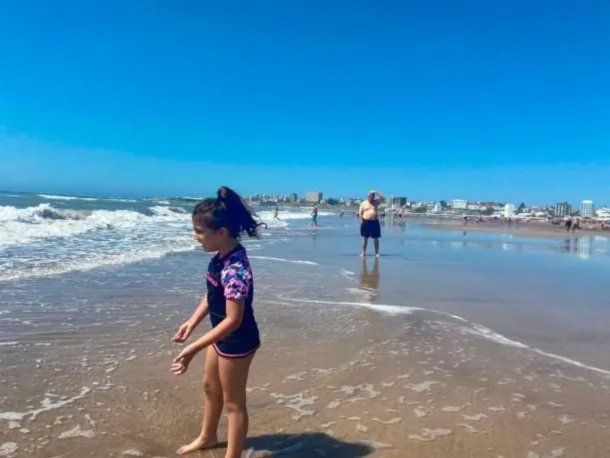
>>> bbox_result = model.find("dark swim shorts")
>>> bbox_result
[360,219,381,238]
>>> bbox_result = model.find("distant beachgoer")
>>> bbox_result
[565,218,572,232]
[273,206,280,221]
[359,190,384,257]
[572,218,579,233]
[462,215,468,226]
[171,186,263,457]
[310,205,319,226]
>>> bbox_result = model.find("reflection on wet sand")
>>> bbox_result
[359,257,380,301]
[555,237,593,258]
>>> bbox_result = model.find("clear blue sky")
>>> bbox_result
[1,0,609,204]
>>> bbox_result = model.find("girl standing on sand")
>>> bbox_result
[171,186,262,458]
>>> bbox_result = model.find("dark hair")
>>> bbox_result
[192,186,264,238]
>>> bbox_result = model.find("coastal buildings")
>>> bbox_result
[555,202,572,218]
[305,191,323,203]
[580,200,595,218]
[504,204,516,218]
[596,207,610,221]
[390,196,407,209]
[452,199,468,210]
[433,203,442,213]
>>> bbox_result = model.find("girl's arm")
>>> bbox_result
[189,296,210,327]
[172,296,209,342]
[171,298,245,374]
[188,298,243,352]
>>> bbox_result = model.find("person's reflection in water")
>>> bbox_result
[359,256,380,301]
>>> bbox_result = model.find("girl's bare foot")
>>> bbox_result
[176,435,218,455]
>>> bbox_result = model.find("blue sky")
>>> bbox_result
[0,1,609,203]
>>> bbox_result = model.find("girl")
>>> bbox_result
[171,186,262,457]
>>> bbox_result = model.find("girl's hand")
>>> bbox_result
[172,320,195,343]
[171,346,197,375]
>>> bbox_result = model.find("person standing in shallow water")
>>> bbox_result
[359,190,384,257]
[310,204,319,226]
[171,186,262,458]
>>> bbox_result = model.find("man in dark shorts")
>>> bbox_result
[359,190,384,257]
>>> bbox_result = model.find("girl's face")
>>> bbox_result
[192,219,228,253]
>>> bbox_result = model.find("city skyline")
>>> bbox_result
[1,187,605,211]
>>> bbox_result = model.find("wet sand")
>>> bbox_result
[420,218,610,241]
[2,219,610,457]
[2,296,609,457]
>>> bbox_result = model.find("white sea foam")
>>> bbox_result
[279,296,422,316]
[38,194,99,201]
[38,194,137,203]
[58,424,95,439]
[250,256,319,266]
[1,236,196,282]
[408,428,453,442]
[455,323,528,349]
[340,268,355,278]
[532,349,610,376]
[0,387,90,421]
[0,204,190,246]
[0,442,18,456]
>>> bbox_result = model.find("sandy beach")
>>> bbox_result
[419,216,610,241]
[2,198,610,457]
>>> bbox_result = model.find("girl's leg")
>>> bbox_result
[218,353,255,458]
[176,347,222,455]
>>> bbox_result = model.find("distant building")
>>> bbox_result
[555,202,572,218]
[596,207,610,221]
[580,200,594,218]
[504,204,516,218]
[433,203,442,213]
[289,193,299,202]
[452,199,468,210]
[390,196,407,209]
[305,191,323,203]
